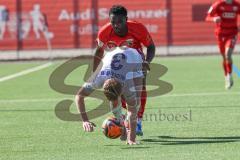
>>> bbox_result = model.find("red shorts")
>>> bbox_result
[217,34,237,54]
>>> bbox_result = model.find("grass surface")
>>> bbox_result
[0,55,240,160]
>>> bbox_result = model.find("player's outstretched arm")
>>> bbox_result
[75,86,96,132]
[206,15,221,23]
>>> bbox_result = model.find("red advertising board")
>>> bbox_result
[0,0,220,50]
[171,0,215,45]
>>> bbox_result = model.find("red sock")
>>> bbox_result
[137,86,147,119]
[226,61,232,74]
[222,61,227,76]
[121,98,127,109]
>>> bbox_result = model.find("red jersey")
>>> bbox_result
[96,20,153,53]
[206,0,240,35]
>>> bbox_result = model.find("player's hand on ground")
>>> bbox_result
[213,16,221,23]
[82,121,96,132]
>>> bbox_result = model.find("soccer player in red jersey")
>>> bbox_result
[206,0,240,89]
[93,5,155,136]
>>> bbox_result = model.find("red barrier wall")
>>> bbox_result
[0,0,222,50]
[171,0,215,45]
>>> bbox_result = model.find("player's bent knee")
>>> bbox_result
[127,107,138,122]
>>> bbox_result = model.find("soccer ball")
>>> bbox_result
[102,116,123,139]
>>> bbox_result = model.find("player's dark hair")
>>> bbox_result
[103,79,122,101]
[109,5,127,17]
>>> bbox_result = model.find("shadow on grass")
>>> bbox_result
[141,136,240,145]
[121,146,151,149]
[104,144,151,149]
[104,144,123,147]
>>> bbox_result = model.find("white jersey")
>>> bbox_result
[83,47,143,98]
[94,47,143,88]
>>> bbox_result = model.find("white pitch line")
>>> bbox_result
[0,62,53,82]
[0,91,239,103]
[161,91,240,97]
[0,98,62,103]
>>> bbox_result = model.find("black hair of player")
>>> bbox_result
[109,5,127,17]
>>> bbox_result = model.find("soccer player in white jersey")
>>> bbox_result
[75,47,144,145]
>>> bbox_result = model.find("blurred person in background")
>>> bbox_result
[206,0,240,89]
[30,4,53,40]
[0,5,9,40]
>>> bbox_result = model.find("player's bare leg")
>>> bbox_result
[121,77,145,137]
[126,101,139,145]
[224,47,234,90]
[125,77,143,145]
[136,67,147,136]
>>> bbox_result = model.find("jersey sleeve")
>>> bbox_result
[206,2,219,18]
[82,75,105,94]
[96,23,111,48]
[96,32,105,48]
[82,68,106,93]
[82,82,96,94]
[134,23,153,47]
